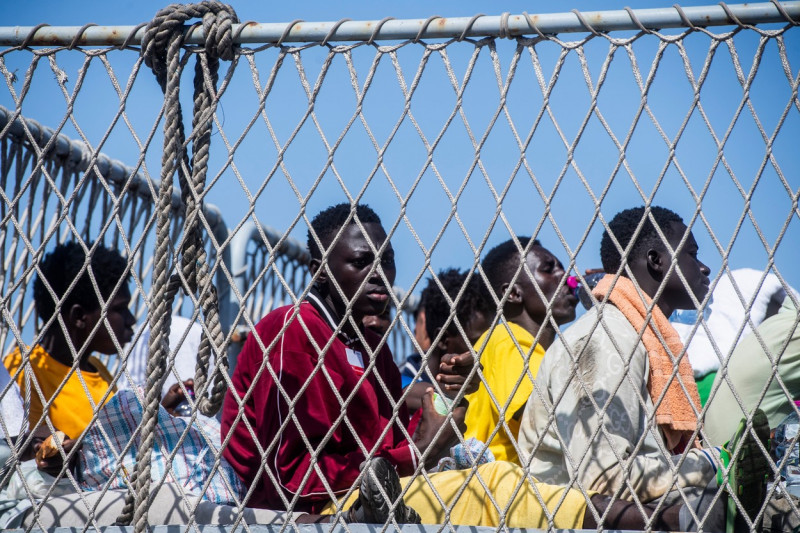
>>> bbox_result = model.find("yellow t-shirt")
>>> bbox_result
[464,322,544,463]
[4,344,115,439]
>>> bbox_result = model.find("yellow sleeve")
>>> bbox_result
[87,356,118,393]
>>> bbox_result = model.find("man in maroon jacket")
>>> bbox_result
[222,203,459,515]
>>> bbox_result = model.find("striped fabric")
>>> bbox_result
[77,390,244,504]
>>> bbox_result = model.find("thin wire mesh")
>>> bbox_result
[0,103,238,532]
[226,220,418,366]
[0,105,229,371]
[0,2,798,532]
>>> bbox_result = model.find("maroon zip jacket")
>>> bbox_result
[221,295,415,512]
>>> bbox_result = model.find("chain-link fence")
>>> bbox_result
[0,104,231,365]
[0,2,799,532]
[224,219,418,368]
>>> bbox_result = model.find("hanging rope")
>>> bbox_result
[114,2,237,529]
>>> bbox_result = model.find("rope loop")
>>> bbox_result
[141,1,238,86]
[277,19,304,47]
[498,12,511,39]
[718,1,751,30]
[67,23,98,50]
[321,18,351,47]
[368,17,395,45]
[121,23,148,50]
[458,13,484,42]
[521,12,549,40]
[118,3,239,530]
[673,4,700,32]
[19,24,49,49]
[771,0,800,25]
[201,4,237,59]
[414,15,442,43]
[233,20,256,43]
[571,8,602,37]
[624,7,657,35]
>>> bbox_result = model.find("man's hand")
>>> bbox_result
[31,427,79,476]
[436,352,481,397]
[412,388,465,468]
[161,379,194,415]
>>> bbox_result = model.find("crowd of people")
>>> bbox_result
[0,203,798,532]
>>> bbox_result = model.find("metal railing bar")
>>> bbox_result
[0,105,226,236]
[0,2,798,47]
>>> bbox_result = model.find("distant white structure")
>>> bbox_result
[121,316,205,399]
[674,268,797,378]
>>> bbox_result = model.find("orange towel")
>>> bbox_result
[592,274,701,453]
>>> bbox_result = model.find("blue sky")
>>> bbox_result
[3,0,799,303]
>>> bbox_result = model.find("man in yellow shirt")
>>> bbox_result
[4,241,135,443]
[464,237,577,463]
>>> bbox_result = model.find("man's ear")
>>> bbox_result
[66,303,88,330]
[502,282,523,304]
[646,248,665,275]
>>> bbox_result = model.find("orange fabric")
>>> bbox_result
[4,344,115,439]
[592,275,701,452]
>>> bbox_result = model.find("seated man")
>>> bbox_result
[704,291,800,445]
[4,242,135,441]
[222,203,464,515]
[402,268,492,414]
[463,237,577,463]
[671,267,793,405]
[3,242,195,475]
[222,202,739,531]
[519,206,770,525]
[76,389,245,504]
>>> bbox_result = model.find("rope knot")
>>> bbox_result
[141,1,239,84]
[200,3,238,60]
[120,3,237,530]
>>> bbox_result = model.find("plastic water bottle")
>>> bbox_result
[432,393,453,416]
[571,273,605,310]
[774,403,800,497]
[670,296,713,325]
[172,385,196,417]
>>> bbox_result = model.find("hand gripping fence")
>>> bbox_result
[114,2,238,529]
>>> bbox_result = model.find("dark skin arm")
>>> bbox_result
[404,351,479,410]
[404,381,431,412]
[29,426,80,477]
[402,351,441,412]
[3,433,36,462]
[412,388,466,469]
[583,494,681,530]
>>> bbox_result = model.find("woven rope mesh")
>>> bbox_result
[0,3,799,531]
